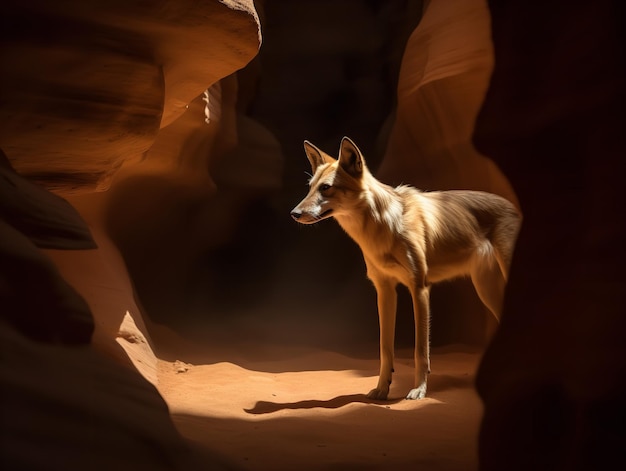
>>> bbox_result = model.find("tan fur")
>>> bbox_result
[291,137,522,400]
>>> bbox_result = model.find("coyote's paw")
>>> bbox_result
[406,383,427,400]
[367,387,389,401]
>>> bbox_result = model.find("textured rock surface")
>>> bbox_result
[1,1,261,469]
[1,322,226,470]
[475,1,626,470]
[1,0,261,361]
[379,0,516,203]
[0,0,260,194]
[0,151,95,343]
[0,220,94,344]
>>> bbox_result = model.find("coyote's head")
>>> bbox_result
[291,136,368,224]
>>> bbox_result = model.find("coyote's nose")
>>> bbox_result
[290,209,302,221]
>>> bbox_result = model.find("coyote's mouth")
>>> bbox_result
[318,208,333,219]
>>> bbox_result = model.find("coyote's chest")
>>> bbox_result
[360,235,421,286]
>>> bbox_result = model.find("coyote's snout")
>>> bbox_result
[291,137,521,400]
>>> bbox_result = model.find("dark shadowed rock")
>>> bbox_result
[474,1,626,469]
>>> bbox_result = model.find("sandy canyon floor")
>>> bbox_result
[154,337,484,471]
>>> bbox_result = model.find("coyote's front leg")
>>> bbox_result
[367,276,397,400]
[406,284,431,399]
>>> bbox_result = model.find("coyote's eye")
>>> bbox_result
[319,183,332,192]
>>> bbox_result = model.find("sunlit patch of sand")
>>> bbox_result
[157,345,484,471]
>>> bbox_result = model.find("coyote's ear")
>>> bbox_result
[338,136,364,178]
[303,140,335,173]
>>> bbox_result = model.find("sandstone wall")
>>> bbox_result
[0,1,261,468]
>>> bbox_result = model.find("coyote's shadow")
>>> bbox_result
[244,373,473,415]
[244,393,403,415]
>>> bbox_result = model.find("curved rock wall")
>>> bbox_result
[1,1,261,469]
[0,0,260,194]
[1,0,262,361]
[379,0,516,202]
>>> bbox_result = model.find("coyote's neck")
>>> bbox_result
[334,174,405,248]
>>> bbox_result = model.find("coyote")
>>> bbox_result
[291,137,521,399]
